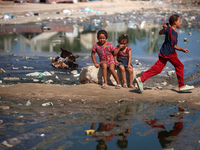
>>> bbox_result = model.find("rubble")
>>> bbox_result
[51,47,79,69]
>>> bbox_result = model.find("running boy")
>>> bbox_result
[136,14,194,93]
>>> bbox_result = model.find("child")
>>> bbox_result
[114,34,135,88]
[91,30,121,89]
[136,14,194,93]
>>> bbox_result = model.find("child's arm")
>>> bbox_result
[114,55,119,66]
[174,45,189,53]
[128,50,132,68]
[159,23,168,35]
[91,51,100,68]
[113,47,120,56]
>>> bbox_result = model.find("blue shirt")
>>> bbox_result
[160,26,178,55]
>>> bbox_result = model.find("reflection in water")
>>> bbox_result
[0,17,163,55]
[144,106,184,148]
[89,104,136,150]
[0,102,200,150]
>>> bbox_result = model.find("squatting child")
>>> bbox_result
[114,34,135,88]
[136,14,194,93]
[91,30,121,89]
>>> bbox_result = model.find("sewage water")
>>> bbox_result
[0,102,200,150]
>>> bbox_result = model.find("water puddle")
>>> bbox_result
[0,102,200,150]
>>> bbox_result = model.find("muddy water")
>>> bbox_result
[0,101,200,150]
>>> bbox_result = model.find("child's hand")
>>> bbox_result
[115,61,119,66]
[94,63,99,68]
[182,48,189,53]
[119,44,126,50]
[128,64,132,68]
[163,23,168,29]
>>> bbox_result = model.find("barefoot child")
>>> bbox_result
[91,30,121,89]
[136,14,194,93]
[114,34,135,88]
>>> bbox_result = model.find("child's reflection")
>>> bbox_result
[91,119,115,150]
[115,128,130,149]
[115,105,133,149]
[144,106,184,148]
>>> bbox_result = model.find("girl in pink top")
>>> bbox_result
[91,30,121,89]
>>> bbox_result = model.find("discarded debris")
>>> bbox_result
[25,100,31,106]
[85,130,95,135]
[42,102,53,106]
[0,106,10,110]
[2,141,13,148]
[26,71,52,77]
[51,47,79,69]
[0,68,6,73]
[3,77,20,81]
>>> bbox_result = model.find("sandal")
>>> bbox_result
[136,78,143,93]
[115,84,121,89]
[123,84,128,88]
[101,84,108,89]
[129,85,136,89]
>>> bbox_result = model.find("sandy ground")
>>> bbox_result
[0,1,200,114]
[0,1,199,24]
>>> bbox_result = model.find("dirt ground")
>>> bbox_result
[0,0,199,24]
[0,1,200,114]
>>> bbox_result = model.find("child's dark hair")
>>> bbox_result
[97,30,108,39]
[118,34,129,43]
[169,14,180,26]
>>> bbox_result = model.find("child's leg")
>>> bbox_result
[119,65,127,85]
[109,64,121,85]
[100,62,108,85]
[168,57,184,88]
[140,56,167,83]
[125,66,133,86]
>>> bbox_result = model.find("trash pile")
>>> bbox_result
[51,47,79,69]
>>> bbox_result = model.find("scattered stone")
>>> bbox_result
[42,102,53,106]
[0,119,3,125]
[25,100,31,106]
[12,67,18,70]
[2,141,13,148]
[3,77,20,81]
[71,70,78,75]
[166,70,176,78]
[62,78,70,81]
[45,80,53,84]
[184,38,189,43]
[55,76,59,79]
[33,79,39,82]
[157,86,162,90]
[0,106,10,110]
[16,116,24,119]
[0,68,6,73]
[161,81,167,86]
[50,71,55,75]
